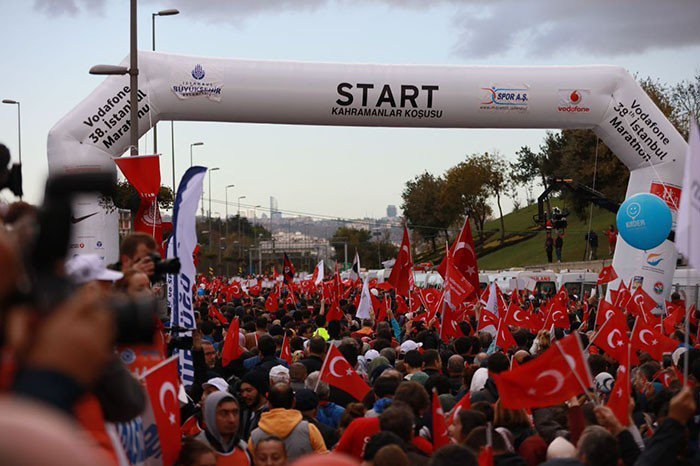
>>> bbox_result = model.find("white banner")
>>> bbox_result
[167,166,206,387]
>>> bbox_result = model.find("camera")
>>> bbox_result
[148,252,181,283]
[26,172,156,345]
[0,144,22,197]
[166,325,194,350]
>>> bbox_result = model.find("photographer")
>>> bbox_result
[117,232,158,278]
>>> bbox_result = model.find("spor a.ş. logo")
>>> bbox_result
[191,64,205,80]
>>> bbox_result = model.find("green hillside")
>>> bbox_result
[476,202,617,270]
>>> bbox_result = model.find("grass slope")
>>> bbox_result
[477,202,617,270]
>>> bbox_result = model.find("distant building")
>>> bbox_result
[386,205,397,218]
[270,196,282,220]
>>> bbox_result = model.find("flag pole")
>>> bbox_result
[554,334,596,405]
[315,345,332,392]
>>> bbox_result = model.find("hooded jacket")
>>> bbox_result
[248,408,327,460]
[195,391,251,465]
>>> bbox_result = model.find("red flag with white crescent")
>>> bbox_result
[493,333,592,409]
[318,344,370,401]
[437,216,480,294]
[431,389,450,450]
[387,225,414,297]
[597,265,619,285]
[142,356,181,466]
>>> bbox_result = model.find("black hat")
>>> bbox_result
[294,388,319,412]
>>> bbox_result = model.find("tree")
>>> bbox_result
[111,180,174,212]
[401,172,457,251]
[474,152,509,245]
[443,157,493,242]
[330,226,397,269]
[511,145,548,207]
[671,72,700,137]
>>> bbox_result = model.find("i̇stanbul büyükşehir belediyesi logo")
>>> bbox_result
[191,64,205,80]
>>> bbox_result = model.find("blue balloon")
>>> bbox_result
[616,193,672,251]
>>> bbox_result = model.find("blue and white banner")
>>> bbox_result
[167,166,207,387]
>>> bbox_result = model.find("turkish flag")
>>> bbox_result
[478,309,499,331]
[326,300,345,322]
[443,256,475,306]
[591,311,629,365]
[431,389,450,450]
[396,295,409,314]
[496,323,518,351]
[503,301,530,327]
[319,344,370,401]
[421,288,443,321]
[543,301,569,329]
[447,392,471,426]
[553,285,570,306]
[265,291,279,313]
[228,282,243,299]
[437,216,480,293]
[248,284,262,297]
[595,300,618,329]
[607,355,631,427]
[478,445,494,466]
[439,302,463,343]
[208,304,229,326]
[663,302,685,335]
[280,333,293,365]
[221,318,244,366]
[283,253,296,284]
[630,318,679,360]
[628,287,658,322]
[142,356,181,466]
[387,225,414,297]
[597,265,619,285]
[493,333,592,409]
[613,282,632,311]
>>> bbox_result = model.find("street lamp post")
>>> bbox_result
[225,184,235,238]
[189,142,204,167]
[89,0,139,155]
[189,142,205,217]
[151,9,179,155]
[237,195,246,259]
[208,167,220,233]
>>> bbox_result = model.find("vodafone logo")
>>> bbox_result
[558,88,590,113]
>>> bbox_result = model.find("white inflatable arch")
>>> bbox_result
[48,51,687,304]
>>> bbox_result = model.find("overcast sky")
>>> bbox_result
[1,0,698,219]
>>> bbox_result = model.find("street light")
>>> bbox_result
[89,0,139,155]
[237,195,247,258]
[208,167,220,231]
[253,205,261,223]
[151,8,179,155]
[189,142,204,166]
[2,99,22,198]
[225,184,235,238]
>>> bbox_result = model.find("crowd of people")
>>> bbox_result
[0,199,697,466]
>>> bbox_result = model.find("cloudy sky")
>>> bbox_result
[1,0,699,219]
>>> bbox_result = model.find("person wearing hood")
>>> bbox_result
[195,391,252,466]
[239,371,270,440]
[249,383,328,460]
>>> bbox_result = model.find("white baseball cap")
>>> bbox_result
[400,340,423,353]
[364,349,380,363]
[270,365,290,384]
[66,254,123,285]
[202,377,229,393]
